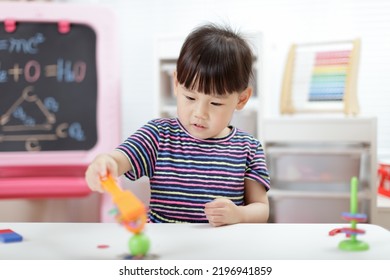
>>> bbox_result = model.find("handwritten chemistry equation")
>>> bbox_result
[0,22,98,152]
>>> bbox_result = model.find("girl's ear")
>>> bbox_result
[173,71,179,97]
[236,87,252,110]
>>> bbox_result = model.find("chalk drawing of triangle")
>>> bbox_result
[0,86,56,131]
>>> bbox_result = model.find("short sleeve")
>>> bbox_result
[116,120,160,180]
[245,142,271,191]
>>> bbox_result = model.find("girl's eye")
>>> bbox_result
[211,102,223,106]
[185,96,195,101]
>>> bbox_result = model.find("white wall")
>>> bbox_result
[63,0,390,159]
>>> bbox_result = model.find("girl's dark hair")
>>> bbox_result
[176,23,254,95]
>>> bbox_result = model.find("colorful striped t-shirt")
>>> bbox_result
[116,118,270,223]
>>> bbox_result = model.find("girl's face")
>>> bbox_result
[173,73,251,140]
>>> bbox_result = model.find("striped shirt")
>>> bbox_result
[116,118,270,223]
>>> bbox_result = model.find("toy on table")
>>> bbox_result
[329,176,369,251]
[0,229,23,243]
[100,175,150,257]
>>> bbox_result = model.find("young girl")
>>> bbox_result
[85,23,271,226]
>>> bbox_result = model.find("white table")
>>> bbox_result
[1,222,389,260]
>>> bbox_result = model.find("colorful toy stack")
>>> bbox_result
[329,177,369,251]
[100,175,150,257]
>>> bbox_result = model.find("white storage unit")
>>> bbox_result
[262,116,377,223]
[155,32,264,138]
[376,193,390,230]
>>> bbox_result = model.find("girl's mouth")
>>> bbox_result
[193,123,206,129]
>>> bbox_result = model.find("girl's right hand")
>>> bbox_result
[85,154,119,193]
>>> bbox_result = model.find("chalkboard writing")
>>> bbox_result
[0,22,97,152]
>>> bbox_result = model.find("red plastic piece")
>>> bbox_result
[329,227,365,236]
[378,163,390,197]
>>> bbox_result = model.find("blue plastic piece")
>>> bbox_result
[0,229,23,243]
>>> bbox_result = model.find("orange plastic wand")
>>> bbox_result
[100,175,147,234]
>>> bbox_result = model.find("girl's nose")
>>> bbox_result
[194,102,208,119]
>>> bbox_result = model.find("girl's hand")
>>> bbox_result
[204,198,242,227]
[85,154,119,193]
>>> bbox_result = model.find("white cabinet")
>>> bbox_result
[376,195,390,230]
[262,116,377,223]
[155,33,264,138]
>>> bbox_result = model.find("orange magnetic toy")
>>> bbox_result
[100,175,147,234]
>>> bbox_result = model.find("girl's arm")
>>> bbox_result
[240,178,269,223]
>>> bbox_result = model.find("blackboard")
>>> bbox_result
[0,22,97,152]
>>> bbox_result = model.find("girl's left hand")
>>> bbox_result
[204,198,242,227]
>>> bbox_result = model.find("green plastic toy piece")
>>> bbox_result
[338,177,369,251]
[338,239,369,251]
[128,233,150,256]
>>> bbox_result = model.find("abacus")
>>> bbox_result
[280,39,360,115]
